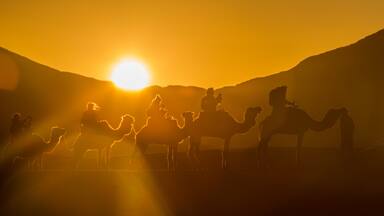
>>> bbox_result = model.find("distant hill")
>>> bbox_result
[1,29,384,150]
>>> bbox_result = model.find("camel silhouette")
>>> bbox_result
[183,107,262,169]
[257,107,354,168]
[72,114,134,169]
[133,115,191,170]
[10,127,66,169]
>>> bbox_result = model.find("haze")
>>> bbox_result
[1,0,383,87]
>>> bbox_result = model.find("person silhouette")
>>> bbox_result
[81,102,100,132]
[23,115,33,134]
[9,113,23,140]
[147,94,167,120]
[267,86,296,130]
[269,86,295,109]
[201,88,222,112]
[3,113,24,158]
[9,113,24,137]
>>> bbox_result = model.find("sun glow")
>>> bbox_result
[111,59,151,90]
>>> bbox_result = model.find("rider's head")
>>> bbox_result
[155,94,162,102]
[12,113,21,121]
[269,86,288,107]
[87,102,98,111]
[207,88,214,96]
[152,94,162,105]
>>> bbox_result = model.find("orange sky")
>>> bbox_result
[1,0,383,87]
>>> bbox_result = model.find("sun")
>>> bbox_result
[110,59,151,90]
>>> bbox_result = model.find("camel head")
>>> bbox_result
[50,127,66,143]
[182,111,194,123]
[119,114,135,133]
[244,106,262,125]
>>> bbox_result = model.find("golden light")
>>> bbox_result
[111,59,151,90]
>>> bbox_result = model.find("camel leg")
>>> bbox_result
[106,147,111,170]
[12,157,19,167]
[33,157,39,170]
[97,149,103,169]
[187,138,193,162]
[130,141,143,166]
[222,138,231,170]
[38,155,43,170]
[189,137,201,170]
[167,144,172,171]
[73,147,87,169]
[167,143,178,171]
[137,142,148,155]
[135,140,149,170]
[296,133,304,167]
[188,137,196,169]
[172,143,178,171]
[32,159,37,170]
[257,136,271,169]
[195,139,201,169]
[27,159,32,169]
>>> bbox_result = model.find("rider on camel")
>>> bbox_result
[81,102,100,132]
[23,116,33,134]
[9,113,24,146]
[146,94,169,126]
[268,86,296,128]
[269,86,295,111]
[147,95,167,119]
[201,88,222,112]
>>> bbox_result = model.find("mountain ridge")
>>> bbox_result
[1,28,383,91]
[1,28,384,149]
[235,28,384,88]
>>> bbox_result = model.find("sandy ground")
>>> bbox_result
[1,148,384,216]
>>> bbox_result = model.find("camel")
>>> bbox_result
[257,107,354,168]
[133,115,192,170]
[72,114,135,169]
[10,127,66,169]
[183,107,262,169]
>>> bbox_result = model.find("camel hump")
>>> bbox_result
[198,111,234,124]
[147,117,179,132]
[286,106,306,114]
[286,107,310,119]
[284,107,314,125]
[80,121,109,137]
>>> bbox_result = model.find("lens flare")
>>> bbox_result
[111,59,150,90]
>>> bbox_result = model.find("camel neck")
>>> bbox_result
[238,117,255,133]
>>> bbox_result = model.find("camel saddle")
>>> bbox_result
[80,121,109,135]
[198,110,231,125]
[146,117,179,133]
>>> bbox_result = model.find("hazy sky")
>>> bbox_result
[1,0,383,87]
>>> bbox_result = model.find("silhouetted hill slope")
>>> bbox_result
[0,47,206,144]
[1,29,384,149]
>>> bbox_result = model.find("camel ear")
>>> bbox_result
[123,114,135,123]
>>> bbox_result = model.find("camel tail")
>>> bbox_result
[309,108,347,131]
